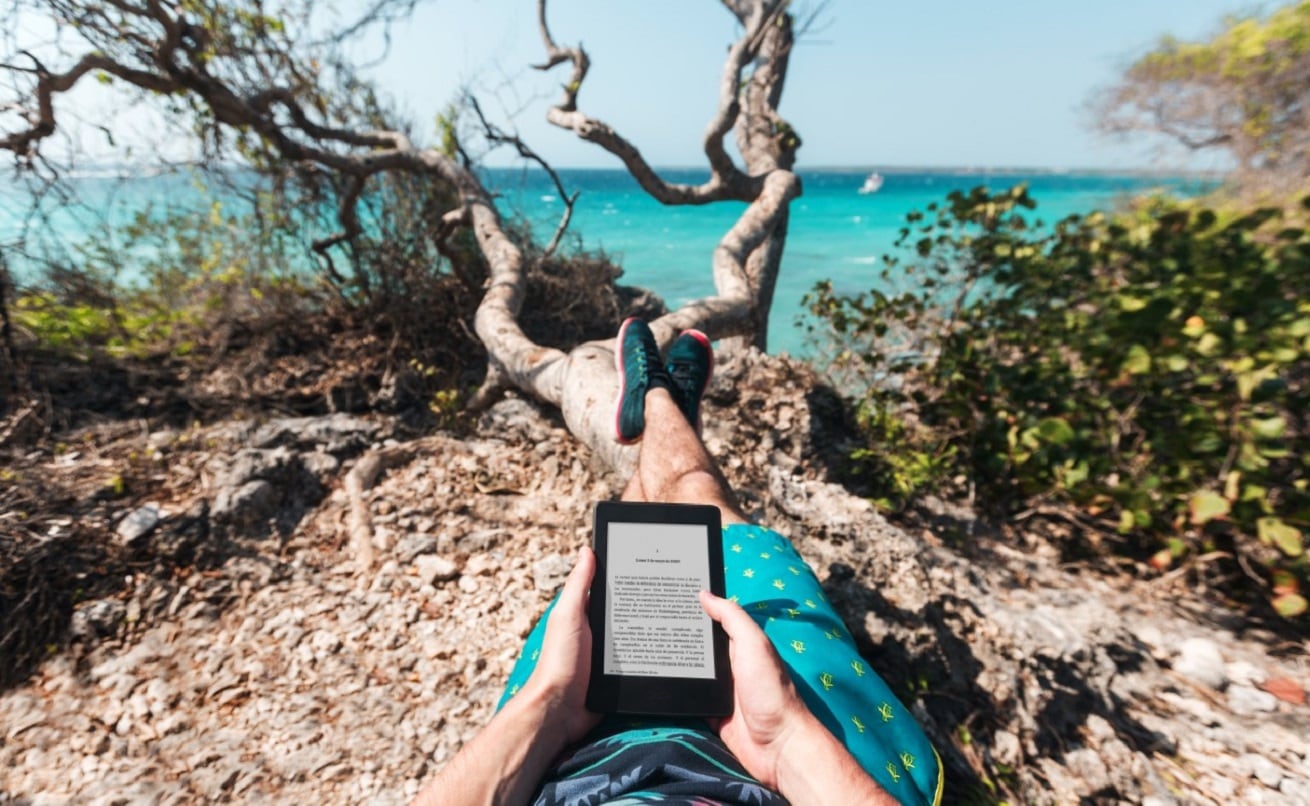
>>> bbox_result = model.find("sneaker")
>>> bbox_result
[613,317,672,444]
[666,329,713,432]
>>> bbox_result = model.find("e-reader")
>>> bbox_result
[586,501,732,716]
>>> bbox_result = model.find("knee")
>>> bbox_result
[666,469,729,506]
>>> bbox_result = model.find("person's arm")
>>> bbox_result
[699,591,898,805]
[412,548,601,806]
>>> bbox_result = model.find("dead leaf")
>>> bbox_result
[1260,677,1306,705]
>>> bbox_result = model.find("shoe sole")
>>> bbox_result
[613,317,641,445]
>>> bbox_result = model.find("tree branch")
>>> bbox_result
[535,0,757,204]
[466,94,578,258]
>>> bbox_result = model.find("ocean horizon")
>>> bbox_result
[1,166,1214,357]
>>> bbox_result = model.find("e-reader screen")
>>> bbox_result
[603,521,715,679]
[587,501,731,716]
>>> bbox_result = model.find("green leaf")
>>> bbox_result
[1272,593,1307,618]
[1123,344,1152,375]
[1118,295,1149,312]
[1196,332,1221,356]
[1189,491,1230,525]
[1036,417,1075,445]
[1117,510,1135,534]
[1257,518,1304,557]
[1250,416,1286,440]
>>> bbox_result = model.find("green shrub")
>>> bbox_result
[13,196,311,360]
[805,187,1309,617]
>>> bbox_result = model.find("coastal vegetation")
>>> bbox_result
[1095,0,1310,198]
[804,187,1310,618]
[800,2,1310,622]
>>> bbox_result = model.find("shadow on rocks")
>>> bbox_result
[0,414,380,694]
[0,506,272,694]
[824,562,1172,802]
[823,561,989,799]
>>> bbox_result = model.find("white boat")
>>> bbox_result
[858,172,884,194]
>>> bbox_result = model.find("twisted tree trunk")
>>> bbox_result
[472,0,803,474]
[0,0,803,476]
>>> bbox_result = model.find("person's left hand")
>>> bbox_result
[520,546,602,745]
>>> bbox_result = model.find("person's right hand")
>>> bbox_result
[698,590,811,791]
[520,546,602,747]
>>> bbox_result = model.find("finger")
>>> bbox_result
[699,591,771,651]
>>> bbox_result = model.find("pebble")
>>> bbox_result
[1241,753,1284,788]
[115,503,163,545]
[991,729,1021,766]
[531,553,569,593]
[1227,685,1278,716]
[1281,777,1310,800]
[1174,637,1227,690]
[395,534,439,564]
[1065,747,1110,794]
[414,555,459,584]
[1225,660,1267,688]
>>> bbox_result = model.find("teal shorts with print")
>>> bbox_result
[497,523,944,806]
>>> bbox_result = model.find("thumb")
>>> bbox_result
[699,590,765,645]
[556,546,596,620]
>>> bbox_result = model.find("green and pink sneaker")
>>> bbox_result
[614,317,673,444]
[665,329,713,433]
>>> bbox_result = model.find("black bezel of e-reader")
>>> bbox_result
[586,500,732,717]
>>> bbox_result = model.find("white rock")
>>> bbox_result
[991,729,1021,766]
[1084,714,1115,741]
[1174,637,1226,690]
[532,553,569,592]
[414,555,459,585]
[1225,660,1267,688]
[1281,778,1310,800]
[458,575,479,594]
[115,503,163,545]
[1241,754,1283,788]
[464,554,499,577]
[309,629,343,654]
[1227,685,1278,716]
[1065,747,1110,793]
[100,700,124,728]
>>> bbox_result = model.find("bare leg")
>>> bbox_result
[629,387,747,524]
[620,470,645,502]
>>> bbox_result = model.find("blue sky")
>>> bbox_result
[368,0,1262,170]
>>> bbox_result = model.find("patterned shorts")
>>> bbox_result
[498,523,944,806]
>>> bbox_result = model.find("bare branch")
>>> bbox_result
[466,94,577,258]
[533,0,588,112]
[536,0,756,204]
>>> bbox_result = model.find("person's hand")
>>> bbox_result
[699,590,812,790]
[411,548,603,806]
[519,547,602,746]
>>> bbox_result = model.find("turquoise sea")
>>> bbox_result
[1,167,1212,356]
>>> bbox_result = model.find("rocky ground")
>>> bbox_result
[1,350,1307,804]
